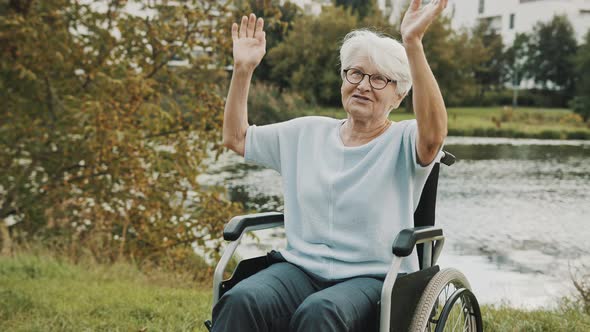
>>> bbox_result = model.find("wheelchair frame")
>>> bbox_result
[204,151,482,332]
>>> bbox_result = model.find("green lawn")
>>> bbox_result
[0,254,213,332]
[301,106,590,139]
[2,254,589,331]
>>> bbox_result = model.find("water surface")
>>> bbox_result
[199,136,590,308]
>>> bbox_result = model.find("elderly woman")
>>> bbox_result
[214,0,448,331]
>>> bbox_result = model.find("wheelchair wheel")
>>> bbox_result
[409,268,482,332]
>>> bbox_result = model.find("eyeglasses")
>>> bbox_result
[343,68,396,90]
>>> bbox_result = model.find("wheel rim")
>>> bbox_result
[425,283,480,332]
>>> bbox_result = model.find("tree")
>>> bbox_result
[570,29,590,122]
[526,15,577,100]
[417,16,483,107]
[471,19,505,98]
[386,2,485,108]
[0,0,241,271]
[334,0,378,19]
[267,6,359,106]
[504,33,531,106]
[233,0,302,86]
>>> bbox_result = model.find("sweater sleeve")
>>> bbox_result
[244,117,307,174]
[244,123,283,173]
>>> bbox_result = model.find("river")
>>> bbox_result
[198,136,590,309]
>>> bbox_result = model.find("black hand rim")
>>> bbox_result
[433,287,483,332]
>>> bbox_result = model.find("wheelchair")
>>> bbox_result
[204,151,483,332]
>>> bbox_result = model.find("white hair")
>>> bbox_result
[339,29,412,97]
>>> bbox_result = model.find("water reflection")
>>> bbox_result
[200,137,590,308]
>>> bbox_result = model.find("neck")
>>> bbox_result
[341,118,392,146]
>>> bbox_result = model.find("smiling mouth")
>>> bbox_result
[352,94,371,101]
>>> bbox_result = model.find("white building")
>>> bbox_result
[285,0,590,44]
[450,0,590,44]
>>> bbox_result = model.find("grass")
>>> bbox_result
[2,253,590,331]
[481,302,590,331]
[0,254,213,332]
[302,106,590,139]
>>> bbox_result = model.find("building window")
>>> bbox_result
[509,14,515,29]
[478,0,485,14]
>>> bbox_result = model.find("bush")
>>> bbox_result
[537,130,563,139]
[248,83,309,125]
[569,96,590,122]
[455,88,572,108]
[571,265,590,314]
[566,130,590,140]
[1,0,242,276]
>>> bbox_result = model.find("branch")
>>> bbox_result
[145,11,196,79]
[44,75,58,129]
[0,209,17,220]
[143,125,190,140]
[82,0,119,90]
[66,170,109,184]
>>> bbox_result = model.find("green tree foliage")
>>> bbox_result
[504,33,530,88]
[526,15,577,99]
[570,29,590,122]
[418,16,485,107]
[267,6,359,106]
[0,0,241,271]
[233,0,302,86]
[471,20,505,98]
[333,0,377,19]
[266,5,396,106]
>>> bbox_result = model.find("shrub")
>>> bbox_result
[247,83,309,125]
[570,264,590,315]
[537,130,562,139]
[566,131,590,140]
[559,113,585,125]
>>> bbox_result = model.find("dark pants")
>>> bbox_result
[211,252,383,332]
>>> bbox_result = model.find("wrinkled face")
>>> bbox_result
[341,58,404,121]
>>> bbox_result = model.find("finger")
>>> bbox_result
[257,30,266,45]
[247,13,256,38]
[254,17,264,39]
[239,16,247,38]
[231,22,238,41]
[434,0,447,14]
[409,0,421,10]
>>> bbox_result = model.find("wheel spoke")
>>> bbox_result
[462,298,470,332]
[413,269,481,332]
[451,299,462,331]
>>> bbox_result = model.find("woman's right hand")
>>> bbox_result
[232,13,266,73]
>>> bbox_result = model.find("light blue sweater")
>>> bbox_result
[244,116,438,280]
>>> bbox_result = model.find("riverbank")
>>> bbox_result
[1,254,588,331]
[302,107,590,140]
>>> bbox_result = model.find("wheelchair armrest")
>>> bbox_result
[392,226,443,257]
[441,150,456,166]
[223,212,284,241]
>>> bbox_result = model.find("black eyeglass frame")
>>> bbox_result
[342,68,396,90]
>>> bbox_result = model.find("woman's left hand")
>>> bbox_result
[400,0,447,44]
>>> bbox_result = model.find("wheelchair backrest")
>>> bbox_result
[414,149,455,269]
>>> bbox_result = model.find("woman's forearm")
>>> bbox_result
[222,66,253,156]
[405,40,448,164]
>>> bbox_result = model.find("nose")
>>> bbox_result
[356,74,371,91]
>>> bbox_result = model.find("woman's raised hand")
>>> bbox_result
[400,0,447,44]
[232,13,266,72]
